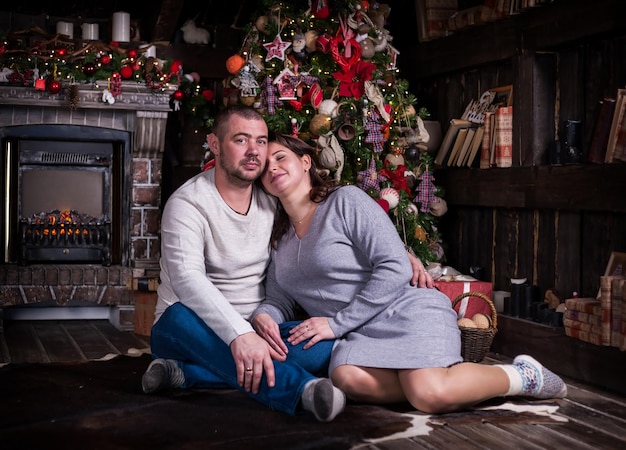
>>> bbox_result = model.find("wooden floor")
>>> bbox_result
[1,319,626,449]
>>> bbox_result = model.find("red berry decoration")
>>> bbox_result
[120,65,134,79]
[127,48,138,59]
[173,90,184,101]
[47,79,62,94]
[99,54,111,65]
[83,62,97,77]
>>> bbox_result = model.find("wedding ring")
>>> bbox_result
[245,367,252,371]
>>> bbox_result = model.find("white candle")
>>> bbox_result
[82,23,99,41]
[112,11,130,42]
[56,21,74,39]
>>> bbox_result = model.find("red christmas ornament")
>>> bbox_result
[172,90,184,101]
[99,54,111,65]
[127,48,138,59]
[83,62,97,77]
[47,79,62,95]
[311,0,330,19]
[120,65,134,79]
[202,89,215,101]
[170,60,183,74]
[56,47,68,58]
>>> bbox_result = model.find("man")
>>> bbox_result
[141,105,432,422]
[142,106,344,422]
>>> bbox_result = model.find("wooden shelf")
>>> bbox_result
[491,315,626,396]
[405,0,626,78]
[435,164,626,212]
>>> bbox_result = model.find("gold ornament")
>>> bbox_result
[309,114,331,136]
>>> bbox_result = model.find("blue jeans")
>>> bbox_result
[149,302,333,416]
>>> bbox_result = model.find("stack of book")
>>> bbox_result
[564,275,626,349]
[434,89,512,168]
[416,0,458,42]
[563,297,603,346]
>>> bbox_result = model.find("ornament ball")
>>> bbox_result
[173,90,184,101]
[47,79,62,94]
[404,145,421,162]
[120,66,134,79]
[83,62,96,77]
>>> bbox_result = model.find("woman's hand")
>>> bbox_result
[407,251,434,288]
[288,317,336,350]
[251,313,288,361]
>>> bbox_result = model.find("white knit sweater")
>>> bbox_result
[155,168,277,345]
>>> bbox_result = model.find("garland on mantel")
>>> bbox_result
[0,25,214,116]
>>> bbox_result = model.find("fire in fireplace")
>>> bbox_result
[20,209,111,265]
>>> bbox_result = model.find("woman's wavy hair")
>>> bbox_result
[265,132,339,248]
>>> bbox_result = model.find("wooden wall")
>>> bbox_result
[405,23,626,299]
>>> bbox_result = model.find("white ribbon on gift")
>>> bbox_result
[458,282,471,318]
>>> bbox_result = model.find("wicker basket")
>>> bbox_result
[451,291,498,363]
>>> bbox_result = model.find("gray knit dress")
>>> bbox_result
[254,186,462,375]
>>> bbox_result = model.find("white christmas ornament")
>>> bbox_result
[380,187,400,209]
[318,99,338,117]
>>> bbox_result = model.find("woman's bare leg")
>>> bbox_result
[332,365,406,403]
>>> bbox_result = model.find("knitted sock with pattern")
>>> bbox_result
[498,354,567,399]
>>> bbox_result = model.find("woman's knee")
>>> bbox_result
[403,371,455,414]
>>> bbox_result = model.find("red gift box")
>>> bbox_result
[434,280,493,318]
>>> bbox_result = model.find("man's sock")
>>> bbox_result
[141,358,185,394]
[301,378,346,422]
[497,354,567,399]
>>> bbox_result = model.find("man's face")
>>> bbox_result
[214,114,268,186]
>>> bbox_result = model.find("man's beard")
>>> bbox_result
[219,154,262,187]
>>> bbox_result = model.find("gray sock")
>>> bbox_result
[301,378,346,422]
[142,358,185,394]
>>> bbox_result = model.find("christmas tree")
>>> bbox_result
[209,0,446,264]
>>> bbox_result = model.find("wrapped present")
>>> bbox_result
[435,280,493,318]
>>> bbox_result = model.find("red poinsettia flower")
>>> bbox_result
[333,60,376,99]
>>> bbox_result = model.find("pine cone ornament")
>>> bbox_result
[67,85,79,111]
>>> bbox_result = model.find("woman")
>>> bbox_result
[252,132,566,414]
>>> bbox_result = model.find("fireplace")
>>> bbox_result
[3,124,130,266]
[0,83,173,330]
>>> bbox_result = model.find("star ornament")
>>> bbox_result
[263,34,292,62]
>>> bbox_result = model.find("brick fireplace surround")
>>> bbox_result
[0,83,173,331]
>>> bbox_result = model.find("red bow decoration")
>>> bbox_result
[333,60,376,99]
[380,163,411,196]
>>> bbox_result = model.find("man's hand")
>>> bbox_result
[230,331,276,394]
[251,313,288,360]
[407,251,434,288]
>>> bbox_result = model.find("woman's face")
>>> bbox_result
[262,141,310,197]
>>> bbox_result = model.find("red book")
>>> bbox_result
[610,278,625,348]
[600,275,626,346]
[480,111,494,169]
[588,97,616,164]
[494,106,513,167]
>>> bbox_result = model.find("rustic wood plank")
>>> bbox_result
[565,383,626,421]
[89,320,150,354]
[440,422,545,449]
[416,424,486,449]
[61,320,119,360]
[494,423,598,450]
[31,321,85,363]
[2,321,49,363]
[555,210,581,298]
